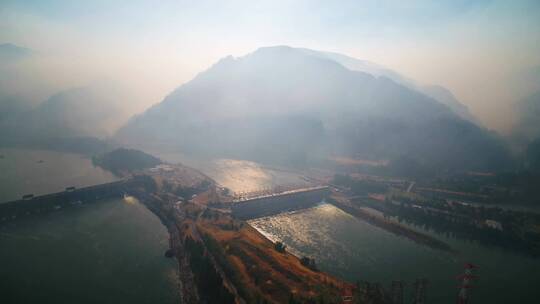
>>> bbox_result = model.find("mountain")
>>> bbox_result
[0,84,138,150]
[116,46,510,172]
[512,90,540,144]
[509,91,540,157]
[297,47,418,89]
[526,138,540,172]
[26,86,129,137]
[421,85,481,125]
[0,43,32,64]
[0,94,31,121]
[297,47,480,124]
[93,148,162,175]
[0,44,35,118]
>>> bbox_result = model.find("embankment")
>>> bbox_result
[329,197,454,253]
[0,176,154,222]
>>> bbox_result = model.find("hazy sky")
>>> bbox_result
[1,0,539,131]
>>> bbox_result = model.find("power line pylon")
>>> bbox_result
[457,263,478,304]
[412,278,427,304]
[391,280,404,304]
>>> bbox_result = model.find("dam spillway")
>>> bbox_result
[231,186,330,220]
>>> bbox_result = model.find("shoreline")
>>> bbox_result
[329,197,455,253]
[131,192,198,304]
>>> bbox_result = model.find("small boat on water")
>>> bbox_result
[37,160,44,163]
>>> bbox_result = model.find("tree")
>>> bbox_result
[274,241,287,253]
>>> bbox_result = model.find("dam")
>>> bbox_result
[0,175,155,222]
[231,186,330,220]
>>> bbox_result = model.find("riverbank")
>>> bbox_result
[0,196,179,304]
[131,189,199,304]
[134,192,353,303]
[329,193,454,253]
[131,163,393,303]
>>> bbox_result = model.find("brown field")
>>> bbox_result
[196,211,350,303]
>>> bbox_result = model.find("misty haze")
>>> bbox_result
[1,1,540,304]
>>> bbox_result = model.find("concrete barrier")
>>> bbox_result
[0,176,155,222]
[231,186,330,220]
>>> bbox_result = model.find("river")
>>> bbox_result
[248,204,540,303]
[167,156,540,304]
[0,148,179,304]
[3,149,540,303]
[0,148,118,203]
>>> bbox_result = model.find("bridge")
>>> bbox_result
[231,186,331,220]
[0,175,155,222]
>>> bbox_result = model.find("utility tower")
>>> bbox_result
[457,263,478,304]
[391,281,404,304]
[412,278,427,304]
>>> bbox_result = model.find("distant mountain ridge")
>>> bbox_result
[0,43,140,146]
[512,90,540,143]
[0,43,35,118]
[116,46,510,172]
[0,43,32,63]
[0,84,139,155]
[297,47,480,124]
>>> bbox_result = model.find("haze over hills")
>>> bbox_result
[0,44,515,173]
[116,46,510,172]
[298,47,480,125]
[0,43,32,63]
[0,43,35,118]
[2,3,540,303]
[420,85,481,126]
[24,85,135,138]
[513,90,540,143]
[0,84,140,153]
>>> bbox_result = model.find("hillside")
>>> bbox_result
[0,44,35,123]
[93,148,162,175]
[513,90,540,143]
[0,43,32,63]
[116,46,511,172]
[297,47,480,124]
[0,85,142,154]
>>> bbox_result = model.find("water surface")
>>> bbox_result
[149,151,310,193]
[0,148,179,303]
[0,148,118,203]
[249,203,540,304]
[0,197,179,304]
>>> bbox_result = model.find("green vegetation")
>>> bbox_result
[300,257,318,272]
[363,191,540,257]
[274,241,287,253]
[184,236,236,304]
[527,138,540,172]
[92,148,161,175]
[201,233,257,303]
[333,174,388,194]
